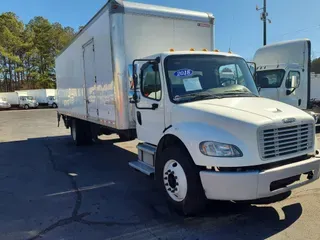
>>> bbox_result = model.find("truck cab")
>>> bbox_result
[19,96,39,109]
[253,39,319,125]
[129,50,320,214]
[47,96,58,108]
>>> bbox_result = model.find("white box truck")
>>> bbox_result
[0,91,39,109]
[56,0,320,215]
[253,39,320,126]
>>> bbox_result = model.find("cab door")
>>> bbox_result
[278,70,303,108]
[135,61,165,145]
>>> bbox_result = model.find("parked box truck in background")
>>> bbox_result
[0,91,39,109]
[253,39,320,126]
[15,89,57,106]
[56,0,320,215]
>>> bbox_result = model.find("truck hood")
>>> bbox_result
[171,97,314,127]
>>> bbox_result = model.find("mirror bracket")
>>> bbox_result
[286,88,296,96]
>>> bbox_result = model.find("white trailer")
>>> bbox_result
[311,73,320,100]
[253,39,320,126]
[56,0,320,215]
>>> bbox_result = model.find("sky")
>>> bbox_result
[1,0,320,60]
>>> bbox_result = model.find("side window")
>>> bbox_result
[285,71,300,88]
[141,64,161,100]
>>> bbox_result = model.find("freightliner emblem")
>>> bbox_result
[282,118,296,124]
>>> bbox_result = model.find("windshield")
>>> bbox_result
[26,96,34,100]
[48,96,55,100]
[256,69,285,88]
[164,55,258,103]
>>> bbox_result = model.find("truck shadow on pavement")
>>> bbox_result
[0,135,307,240]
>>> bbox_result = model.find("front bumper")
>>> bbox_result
[200,157,320,200]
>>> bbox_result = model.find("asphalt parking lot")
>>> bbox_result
[0,109,320,240]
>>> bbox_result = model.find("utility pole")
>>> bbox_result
[256,0,271,46]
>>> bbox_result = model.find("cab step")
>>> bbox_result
[129,160,155,176]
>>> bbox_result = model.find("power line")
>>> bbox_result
[280,24,320,37]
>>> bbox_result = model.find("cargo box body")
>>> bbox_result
[56,0,214,130]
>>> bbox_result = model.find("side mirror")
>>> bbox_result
[247,62,256,79]
[291,75,298,88]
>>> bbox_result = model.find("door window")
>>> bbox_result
[285,71,300,88]
[141,64,161,100]
[256,70,285,88]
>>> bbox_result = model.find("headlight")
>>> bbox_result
[199,141,243,157]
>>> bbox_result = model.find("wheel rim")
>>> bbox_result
[71,122,76,141]
[25,105,28,109]
[163,159,187,202]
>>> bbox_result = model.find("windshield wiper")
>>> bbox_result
[216,91,258,97]
[174,92,222,102]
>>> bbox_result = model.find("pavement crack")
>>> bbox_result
[32,140,139,240]
[69,174,82,217]
[26,213,90,240]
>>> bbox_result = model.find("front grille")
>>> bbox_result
[259,123,314,159]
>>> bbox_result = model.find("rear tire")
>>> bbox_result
[70,119,92,146]
[156,147,207,215]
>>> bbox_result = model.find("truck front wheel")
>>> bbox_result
[156,147,207,215]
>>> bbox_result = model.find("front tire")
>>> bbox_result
[52,103,58,108]
[24,104,29,110]
[156,147,207,215]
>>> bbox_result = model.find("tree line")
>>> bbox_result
[311,58,320,74]
[0,12,76,92]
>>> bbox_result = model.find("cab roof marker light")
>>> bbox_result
[190,48,195,51]
[169,48,174,52]
[214,49,219,52]
[202,48,208,51]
